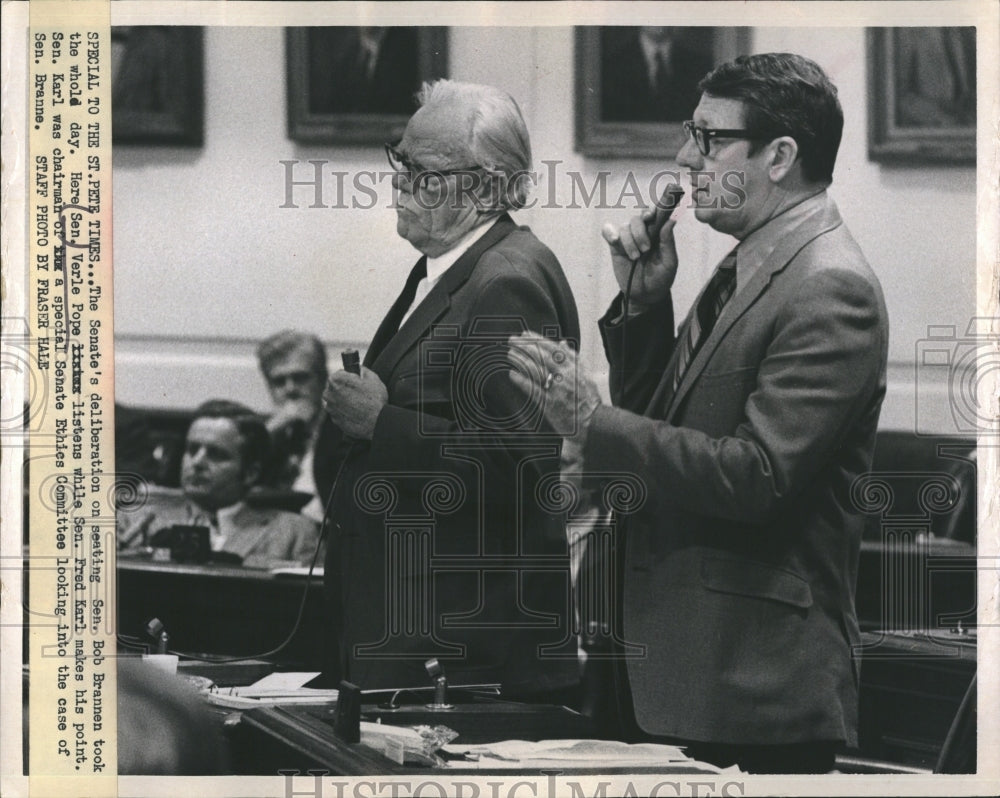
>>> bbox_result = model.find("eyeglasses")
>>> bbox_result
[384,142,482,189]
[682,121,770,157]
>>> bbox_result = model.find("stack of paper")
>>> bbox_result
[202,671,337,709]
[441,739,736,771]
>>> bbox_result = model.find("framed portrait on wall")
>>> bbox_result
[868,27,976,164]
[111,26,204,145]
[574,27,750,159]
[286,27,449,145]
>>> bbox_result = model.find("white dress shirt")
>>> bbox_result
[398,220,496,328]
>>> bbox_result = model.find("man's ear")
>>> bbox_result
[768,136,799,183]
[472,169,507,213]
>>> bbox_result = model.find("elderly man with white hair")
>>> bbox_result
[315,80,581,699]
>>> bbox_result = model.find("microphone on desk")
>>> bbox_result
[144,618,170,654]
[424,658,453,710]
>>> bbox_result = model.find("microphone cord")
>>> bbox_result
[617,184,682,404]
[619,259,641,403]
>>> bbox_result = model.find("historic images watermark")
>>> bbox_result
[278,160,748,213]
[279,771,748,797]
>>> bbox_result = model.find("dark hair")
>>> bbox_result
[256,330,328,382]
[189,399,270,479]
[698,52,843,184]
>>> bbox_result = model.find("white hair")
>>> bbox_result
[418,80,534,210]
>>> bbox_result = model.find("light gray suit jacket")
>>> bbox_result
[586,194,888,746]
[118,496,320,569]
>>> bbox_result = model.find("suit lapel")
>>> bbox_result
[371,214,517,378]
[664,200,844,420]
[219,505,271,559]
[364,257,427,369]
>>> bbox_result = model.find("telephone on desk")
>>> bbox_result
[141,525,243,565]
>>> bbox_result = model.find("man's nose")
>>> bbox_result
[391,171,410,193]
[188,446,207,465]
[675,137,702,170]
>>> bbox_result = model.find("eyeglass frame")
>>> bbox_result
[384,141,485,190]
[681,120,777,157]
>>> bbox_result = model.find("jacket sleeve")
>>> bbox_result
[585,267,887,523]
[599,292,676,412]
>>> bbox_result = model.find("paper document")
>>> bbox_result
[203,671,337,709]
[441,739,736,771]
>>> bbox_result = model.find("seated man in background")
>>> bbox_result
[256,330,328,521]
[117,400,321,568]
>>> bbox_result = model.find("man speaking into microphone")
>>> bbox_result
[510,53,889,772]
[315,80,580,700]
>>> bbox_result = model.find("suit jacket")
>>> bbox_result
[118,496,321,569]
[315,215,581,693]
[585,194,888,746]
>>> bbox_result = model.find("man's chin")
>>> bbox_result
[692,205,718,224]
[182,485,210,503]
[693,206,739,235]
[396,222,416,250]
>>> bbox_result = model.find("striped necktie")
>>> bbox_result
[670,249,738,394]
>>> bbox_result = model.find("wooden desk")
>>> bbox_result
[230,630,976,776]
[117,559,332,669]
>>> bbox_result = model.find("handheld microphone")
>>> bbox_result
[647,183,685,238]
[623,183,685,309]
[341,349,361,375]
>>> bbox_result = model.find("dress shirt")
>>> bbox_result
[398,219,497,328]
[292,432,324,522]
[209,501,246,551]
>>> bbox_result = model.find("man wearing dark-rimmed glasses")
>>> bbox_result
[315,79,580,700]
[509,52,888,772]
[384,140,484,197]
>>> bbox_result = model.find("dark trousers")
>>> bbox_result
[590,653,839,774]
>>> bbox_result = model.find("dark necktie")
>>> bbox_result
[363,256,428,365]
[670,250,738,394]
[394,255,428,332]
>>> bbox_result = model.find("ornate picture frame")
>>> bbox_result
[867,27,976,164]
[111,26,204,146]
[286,27,449,145]
[574,27,750,159]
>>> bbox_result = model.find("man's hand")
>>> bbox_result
[601,191,682,309]
[507,333,602,447]
[322,367,389,440]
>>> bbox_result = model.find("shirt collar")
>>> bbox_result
[187,500,245,524]
[425,217,497,286]
[734,190,829,294]
[216,501,246,524]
